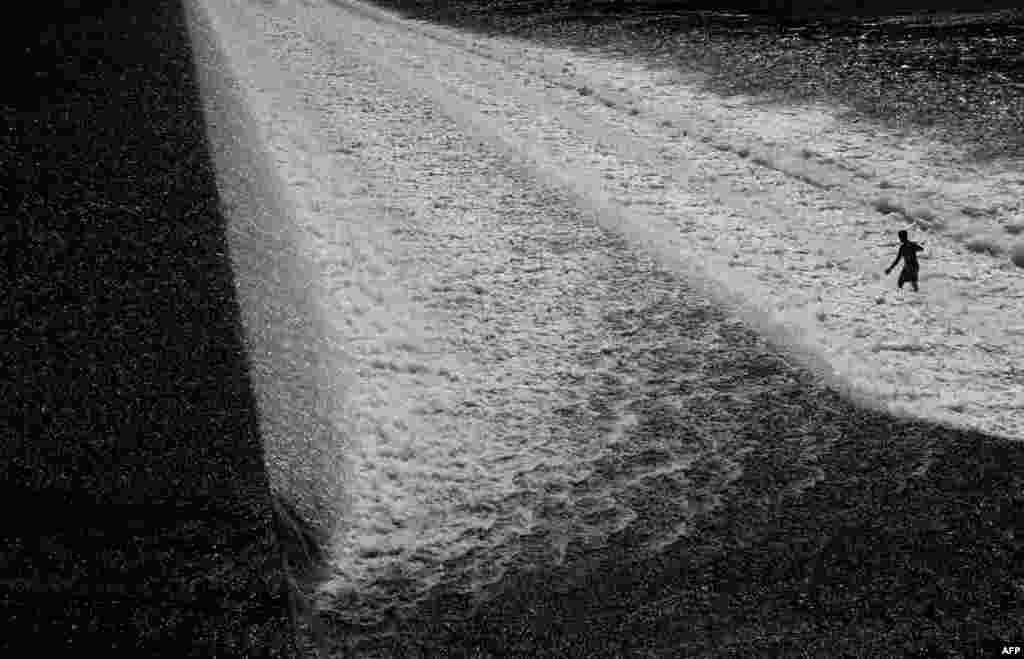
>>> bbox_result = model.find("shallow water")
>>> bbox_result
[187,0,1024,652]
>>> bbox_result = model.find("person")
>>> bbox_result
[885,229,924,292]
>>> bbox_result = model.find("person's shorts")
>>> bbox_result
[898,266,919,285]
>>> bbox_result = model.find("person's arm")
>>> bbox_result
[885,247,903,274]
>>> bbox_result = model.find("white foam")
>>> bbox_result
[187,0,1024,640]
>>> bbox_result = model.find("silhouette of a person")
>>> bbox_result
[885,229,924,292]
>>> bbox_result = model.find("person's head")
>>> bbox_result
[898,230,908,242]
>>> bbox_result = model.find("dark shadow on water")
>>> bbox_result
[0,0,312,654]
[330,379,1023,656]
